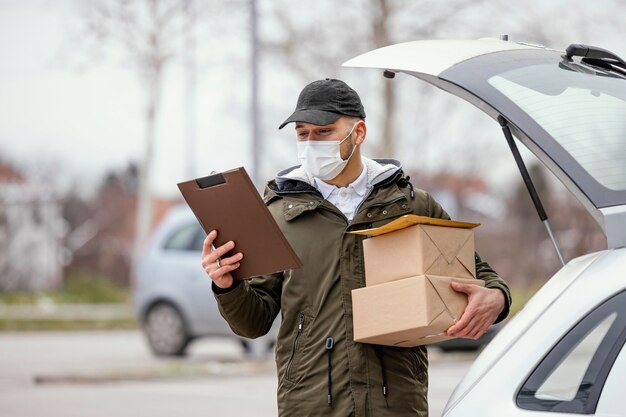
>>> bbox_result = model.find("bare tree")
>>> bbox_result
[78,0,199,262]
[263,0,493,158]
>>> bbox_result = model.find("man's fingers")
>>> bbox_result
[447,285,504,339]
[199,230,239,289]
[203,240,236,267]
[213,263,241,277]
[448,321,473,337]
[446,303,485,337]
[450,281,477,295]
[203,260,239,281]
[447,311,472,336]
[449,316,490,339]
[213,240,235,259]
[202,230,235,257]
[468,327,486,340]
[465,323,488,340]
[202,230,217,256]
[219,252,244,266]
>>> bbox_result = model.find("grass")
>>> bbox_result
[0,272,130,305]
[0,272,135,331]
[54,272,130,304]
[0,317,138,331]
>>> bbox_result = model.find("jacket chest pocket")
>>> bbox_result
[360,196,411,227]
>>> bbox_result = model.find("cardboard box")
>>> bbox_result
[352,275,485,347]
[352,215,480,286]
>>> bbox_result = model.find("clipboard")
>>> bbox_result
[177,167,302,280]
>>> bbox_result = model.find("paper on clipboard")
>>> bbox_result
[177,167,302,280]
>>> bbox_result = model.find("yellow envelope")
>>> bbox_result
[350,214,480,236]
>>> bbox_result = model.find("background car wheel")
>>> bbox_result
[144,302,191,356]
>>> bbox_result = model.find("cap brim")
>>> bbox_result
[278,109,341,130]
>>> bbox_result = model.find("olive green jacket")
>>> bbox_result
[213,158,511,417]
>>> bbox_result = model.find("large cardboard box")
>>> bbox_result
[352,275,484,347]
[352,215,480,286]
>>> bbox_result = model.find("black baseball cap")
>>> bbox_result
[278,78,366,129]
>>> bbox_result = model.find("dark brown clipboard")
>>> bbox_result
[177,167,302,280]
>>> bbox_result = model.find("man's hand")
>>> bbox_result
[446,282,505,340]
[201,230,243,289]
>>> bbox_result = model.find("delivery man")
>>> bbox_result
[202,78,511,416]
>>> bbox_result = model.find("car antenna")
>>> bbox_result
[497,115,566,266]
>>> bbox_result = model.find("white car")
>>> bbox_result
[132,205,278,357]
[344,39,626,416]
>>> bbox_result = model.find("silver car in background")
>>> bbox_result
[132,205,277,357]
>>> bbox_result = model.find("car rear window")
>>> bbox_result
[488,64,626,191]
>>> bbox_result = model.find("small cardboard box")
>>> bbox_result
[352,275,484,347]
[352,215,480,286]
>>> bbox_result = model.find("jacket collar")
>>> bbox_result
[273,157,402,195]
[314,162,369,200]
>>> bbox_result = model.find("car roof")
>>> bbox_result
[344,39,626,249]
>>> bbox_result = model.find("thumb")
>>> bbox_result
[450,281,474,294]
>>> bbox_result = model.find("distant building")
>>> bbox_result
[66,167,180,288]
[0,160,64,291]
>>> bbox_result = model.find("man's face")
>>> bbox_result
[295,117,359,160]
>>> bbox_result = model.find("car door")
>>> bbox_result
[185,224,234,335]
[156,220,231,336]
[514,289,626,416]
[594,337,626,415]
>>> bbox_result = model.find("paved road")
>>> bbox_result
[0,330,476,416]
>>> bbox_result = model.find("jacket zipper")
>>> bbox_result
[352,195,408,286]
[285,313,305,381]
[352,187,376,224]
[339,170,406,220]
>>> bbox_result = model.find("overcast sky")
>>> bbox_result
[1,0,624,201]
[0,0,263,198]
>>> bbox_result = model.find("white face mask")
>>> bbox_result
[296,123,358,181]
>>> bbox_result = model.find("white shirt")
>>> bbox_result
[314,164,371,222]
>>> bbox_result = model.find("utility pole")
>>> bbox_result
[184,0,197,179]
[250,0,261,187]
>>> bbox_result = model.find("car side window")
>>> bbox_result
[517,290,626,414]
[163,223,203,251]
[190,227,207,252]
